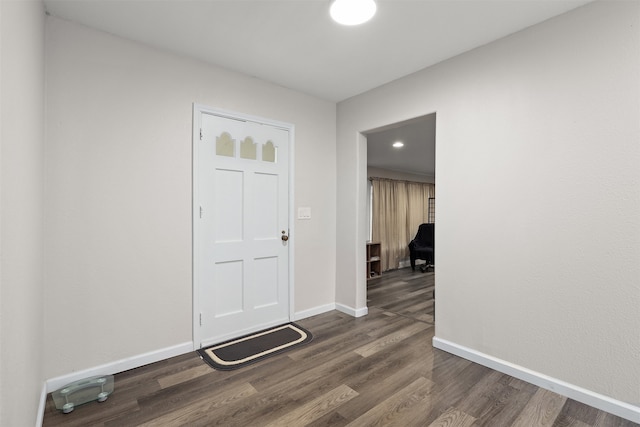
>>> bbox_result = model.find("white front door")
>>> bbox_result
[194,106,291,348]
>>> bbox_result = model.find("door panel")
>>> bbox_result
[253,256,279,308]
[214,169,244,241]
[253,173,279,239]
[195,109,290,347]
[214,260,243,316]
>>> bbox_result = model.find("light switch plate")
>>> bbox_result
[297,207,311,220]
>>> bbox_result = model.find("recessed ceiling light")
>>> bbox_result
[330,0,377,26]
[392,141,404,148]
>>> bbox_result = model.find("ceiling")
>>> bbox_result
[366,114,436,178]
[43,0,592,176]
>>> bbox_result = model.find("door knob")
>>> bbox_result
[281,231,289,241]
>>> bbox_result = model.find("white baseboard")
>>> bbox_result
[432,337,640,424]
[36,382,47,427]
[293,303,369,320]
[293,303,336,321]
[293,303,369,321]
[45,341,193,393]
[335,303,368,318]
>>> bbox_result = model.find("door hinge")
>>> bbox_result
[199,128,203,140]
[199,313,202,326]
[199,206,203,218]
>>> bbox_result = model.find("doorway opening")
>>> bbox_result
[364,112,436,294]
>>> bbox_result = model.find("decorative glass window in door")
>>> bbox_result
[216,132,235,157]
[216,132,278,164]
[263,140,276,163]
[240,137,257,160]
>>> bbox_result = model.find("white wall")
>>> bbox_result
[337,0,639,411]
[44,17,336,379]
[0,0,45,425]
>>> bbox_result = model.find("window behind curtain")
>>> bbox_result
[371,178,435,271]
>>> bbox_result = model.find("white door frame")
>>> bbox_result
[192,103,295,349]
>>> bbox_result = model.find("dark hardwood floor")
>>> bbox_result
[43,268,637,426]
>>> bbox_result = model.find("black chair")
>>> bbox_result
[409,223,434,272]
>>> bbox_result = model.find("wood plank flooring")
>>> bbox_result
[42,268,638,426]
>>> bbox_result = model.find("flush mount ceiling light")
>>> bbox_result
[330,0,377,26]
[392,141,404,148]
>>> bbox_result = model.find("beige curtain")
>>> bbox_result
[371,178,435,271]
